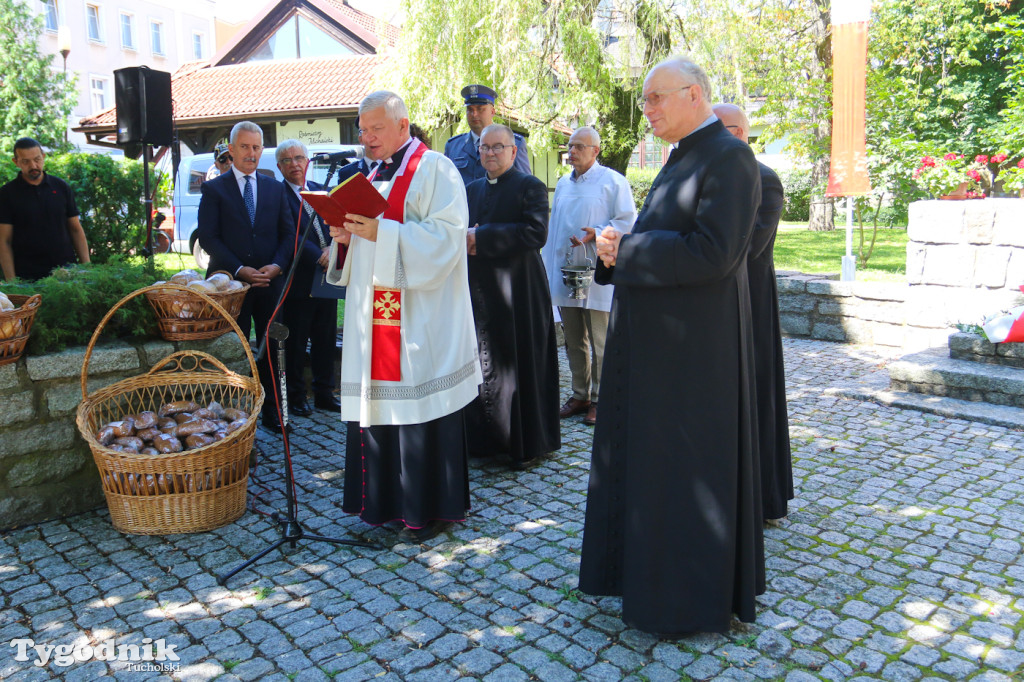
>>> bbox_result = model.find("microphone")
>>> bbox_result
[311,148,364,163]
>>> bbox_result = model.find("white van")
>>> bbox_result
[170,144,361,268]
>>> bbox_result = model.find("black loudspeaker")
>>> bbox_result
[114,66,173,146]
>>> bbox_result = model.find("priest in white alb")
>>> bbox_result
[543,126,636,427]
[325,90,482,544]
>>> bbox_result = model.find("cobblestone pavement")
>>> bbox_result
[2,338,1023,681]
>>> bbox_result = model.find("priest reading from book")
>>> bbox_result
[323,90,482,544]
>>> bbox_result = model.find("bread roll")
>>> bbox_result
[159,400,200,417]
[108,418,135,437]
[141,447,160,456]
[173,412,195,424]
[176,418,217,436]
[114,436,144,452]
[223,408,249,421]
[185,433,215,449]
[169,269,201,285]
[131,411,157,430]
[96,426,116,445]
[136,427,161,442]
[0,293,14,311]
[206,273,231,291]
[153,433,183,453]
[222,280,245,292]
[192,407,218,421]
[187,279,218,294]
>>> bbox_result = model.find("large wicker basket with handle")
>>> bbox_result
[0,294,42,366]
[75,284,264,534]
[143,271,250,341]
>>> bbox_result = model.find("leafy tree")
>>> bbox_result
[0,0,77,152]
[378,0,677,175]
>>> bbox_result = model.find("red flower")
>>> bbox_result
[943,152,959,161]
[921,156,936,167]
[975,155,989,164]
[967,169,981,182]
[1018,159,1024,169]
[992,153,1007,163]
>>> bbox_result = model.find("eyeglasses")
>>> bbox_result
[217,155,232,163]
[479,143,512,154]
[638,85,693,109]
[566,143,598,152]
[279,155,307,166]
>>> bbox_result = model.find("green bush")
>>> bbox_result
[2,258,177,354]
[0,152,147,265]
[778,167,814,222]
[625,167,659,210]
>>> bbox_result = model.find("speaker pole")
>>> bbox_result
[143,143,153,260]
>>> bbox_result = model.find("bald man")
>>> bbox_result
[713,103,792,522]
[543,126,636,426]
[579,56,765,635]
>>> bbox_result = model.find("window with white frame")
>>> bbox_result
[120,12,135,49]
[150,20,164,56]
[192,31,204,60]
[86,4,102,42]
[90,76,109,113]
[43,0,58,32]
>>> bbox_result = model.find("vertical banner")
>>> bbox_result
[826,1,871,197]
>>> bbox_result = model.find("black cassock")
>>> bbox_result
[465,168,560,465]
[579,120,766,634]
[749,162,793,520]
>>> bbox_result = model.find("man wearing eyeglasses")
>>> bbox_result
[444,84,531,185]
[579,56,765,635]
[543,126,636,427]
[463,124,560,470]
[713,102,792,524]
[276,139,341,419]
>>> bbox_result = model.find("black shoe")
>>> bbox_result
[399,521,451,544]
[314,393,341,411]
[261,414,293,433]
[290,399,313,417]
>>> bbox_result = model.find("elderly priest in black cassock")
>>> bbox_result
[579,56,766,635]
[464,124,560,468]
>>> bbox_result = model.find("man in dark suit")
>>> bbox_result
[444,84,531,185]
[713,102,792,521]
[196,121,294,431]
[579,56,765,634]
[276,138,341,418]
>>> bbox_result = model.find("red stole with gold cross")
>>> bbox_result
[368,140,427,381]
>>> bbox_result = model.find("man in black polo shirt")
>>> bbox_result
[0,138,91,281]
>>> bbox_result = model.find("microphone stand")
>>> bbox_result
[219,156,377,586]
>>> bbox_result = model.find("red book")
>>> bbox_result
[300,172,390,226]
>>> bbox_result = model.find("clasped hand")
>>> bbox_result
[237,264,281,288]
[595,228,622,267]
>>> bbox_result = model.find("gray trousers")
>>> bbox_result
[559,307,609,403]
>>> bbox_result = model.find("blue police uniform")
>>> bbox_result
[444,84,532,186]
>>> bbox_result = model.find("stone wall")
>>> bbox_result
[777,199,1024,350]
[0,335,248,531]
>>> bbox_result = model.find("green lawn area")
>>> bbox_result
[774,226,908,282]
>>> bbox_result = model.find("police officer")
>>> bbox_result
[444,84,531,185]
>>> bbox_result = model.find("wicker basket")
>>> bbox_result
[0,294,42,367]
[143,273,250,341]
[76,285,264,534]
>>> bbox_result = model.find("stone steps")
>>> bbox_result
[888,346,1024,408]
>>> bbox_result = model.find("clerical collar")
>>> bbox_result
[673,114,719,149]
[375,137,414,169]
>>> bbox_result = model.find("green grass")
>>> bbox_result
[773,227,908,282]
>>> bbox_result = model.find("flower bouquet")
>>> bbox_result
[913,153,974,198]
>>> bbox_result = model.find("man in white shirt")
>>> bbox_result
[544,127,636,426]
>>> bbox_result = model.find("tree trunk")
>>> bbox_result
[808,154,834,231]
